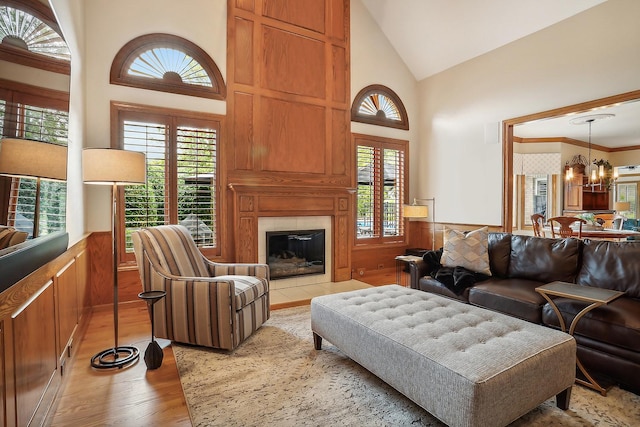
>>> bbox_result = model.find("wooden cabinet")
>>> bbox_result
[564,173,610,210]
[0,238,90,427]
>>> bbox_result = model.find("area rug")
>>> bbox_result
[173,306,640,427]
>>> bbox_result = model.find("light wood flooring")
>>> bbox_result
[48,279,381,426]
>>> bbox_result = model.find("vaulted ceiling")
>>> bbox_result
[361,0,606,81]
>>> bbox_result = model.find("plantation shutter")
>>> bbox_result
[123,119,167,252]
[121,115,218,255]
[356,140,405,242]
[176,125,217,247]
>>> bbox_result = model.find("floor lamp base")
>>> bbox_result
[91,346,140,369]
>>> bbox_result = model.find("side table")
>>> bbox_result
[395,255,422,287]
[138,290,167,370]
[535,281,625,396]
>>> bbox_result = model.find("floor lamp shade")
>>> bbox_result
[83,148,146,369]
[83,148,145,184]
[0,138,67,181]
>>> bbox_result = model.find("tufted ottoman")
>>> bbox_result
[311,285,575,427]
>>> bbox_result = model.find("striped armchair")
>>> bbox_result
[132,224,270,351]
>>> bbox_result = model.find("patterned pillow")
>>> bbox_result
[441,226,492,276]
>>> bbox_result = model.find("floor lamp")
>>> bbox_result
[83,148,146,369]
[0,138,68,235]
[403,197,436,250]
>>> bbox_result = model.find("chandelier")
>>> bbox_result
[565,114,617,191]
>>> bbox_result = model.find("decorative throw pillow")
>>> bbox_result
[441,226,492,276]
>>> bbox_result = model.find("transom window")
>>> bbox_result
[351,85,409,130]
[0,5,70,60]
[0,1,70,74]
[355,134,407,243]
[128,47,213,87]
[115,103,221,261]
[111,33,226,100]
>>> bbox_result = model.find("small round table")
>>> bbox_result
[138,290,167,370]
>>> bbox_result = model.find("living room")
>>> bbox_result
[1,0,640,425]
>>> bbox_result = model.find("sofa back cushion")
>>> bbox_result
[488,232,511,278]
[508,235,581,283]
[577,239,640,298]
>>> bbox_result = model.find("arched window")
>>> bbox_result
[0,0,70,74]
[351,85,409,130]
[110,33,226,100]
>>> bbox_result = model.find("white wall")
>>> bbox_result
[350,0,420,203]
[80,0,227,232]
[51,0,86,244]
[416,0,640,226]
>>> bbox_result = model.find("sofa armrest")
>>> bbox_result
[409,259,429,289]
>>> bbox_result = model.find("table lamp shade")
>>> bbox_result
[403,204,428,218]
[615,201,631,212]
[0,138,67,181]
[83,148,146,185]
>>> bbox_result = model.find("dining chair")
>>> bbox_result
[613,214,626,231]
[531,213,546,237]
[594,214,614,229]
[547,216,587,238]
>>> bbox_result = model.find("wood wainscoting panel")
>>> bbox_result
[331,107,348,175]
[238,216,257,263]
[235,0,255,13]
[261,26,325,98]
[263,0,326,33]
[260,97,325,173]
[13,281,57,427]
[329,0,347,41]
[88,232,112,306]
[331,46,347,103]
[334,213,351,281]
[257,195,334,213]
[233,17,254,86]
[233,92,255,170]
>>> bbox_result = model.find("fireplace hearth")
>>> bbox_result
[266,229,325,279]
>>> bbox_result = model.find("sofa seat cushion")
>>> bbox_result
[541,296,640,353]
[469,278,547,323]
[416,276,470,302]
[215,275,268,309]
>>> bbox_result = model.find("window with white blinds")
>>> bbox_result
[119,110,220,258]
[356,137,406,242]
[1,98,68,238]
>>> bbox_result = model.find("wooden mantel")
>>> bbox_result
[227,183,354,282]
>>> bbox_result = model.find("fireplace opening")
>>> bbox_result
[266,229,325,279]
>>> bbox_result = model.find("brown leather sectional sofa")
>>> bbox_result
[409,233,640,394]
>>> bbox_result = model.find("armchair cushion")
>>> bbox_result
[215,275,268,307]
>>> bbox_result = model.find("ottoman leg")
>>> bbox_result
[556,387,572,410]
[313,332,323,350]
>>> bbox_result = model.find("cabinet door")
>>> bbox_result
[13,282,57,427]
[56,260,78,361]
[564,173,583,210]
